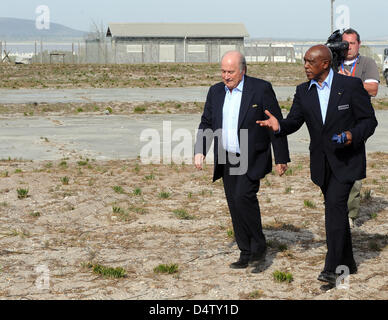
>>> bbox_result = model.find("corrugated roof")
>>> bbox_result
[106,23,249,38]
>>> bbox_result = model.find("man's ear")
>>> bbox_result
[322,59,330,69]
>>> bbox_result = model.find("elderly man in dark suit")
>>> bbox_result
[257,45,378,285]
[194,50,290,272]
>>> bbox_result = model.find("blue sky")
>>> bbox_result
[1,0,387,39]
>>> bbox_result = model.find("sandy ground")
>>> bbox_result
[0,62,387,301]
[0,152,387,300]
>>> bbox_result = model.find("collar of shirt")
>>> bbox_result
[344,54,360,65]
[308,68,334,91]
[224,76,245,94]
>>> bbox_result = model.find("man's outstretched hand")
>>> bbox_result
[256,110,280,132]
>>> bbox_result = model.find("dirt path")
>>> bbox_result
[0,153,387,300]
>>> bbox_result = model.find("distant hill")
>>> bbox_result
[0,17,87,40]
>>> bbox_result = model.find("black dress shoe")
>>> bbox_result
[317,271,338,285]
[248,250,267,266]
[318,267,358,286]
[229,259,249,269]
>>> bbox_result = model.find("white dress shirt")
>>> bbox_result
[308,68,334,124]
[222,76,244,153]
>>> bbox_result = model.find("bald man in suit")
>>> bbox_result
[194,51,290,272]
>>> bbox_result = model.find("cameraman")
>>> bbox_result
[337,28,380,226]
[338,28,380,97]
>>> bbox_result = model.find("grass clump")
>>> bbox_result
[159,191,171,199]
[248,290,264,299]
[85,263,127,279]
[153,263,179,274]
[273,270,293,283]
[61,176,70,185]
[173,209,195,220]
[113,186,125,194]
[17,188,29,199]
[133,187,142,196]
[134,106,146,113]
[303,199,316,209]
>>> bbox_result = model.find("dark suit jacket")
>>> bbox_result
[195,75,290,182]
[278,71,378,187]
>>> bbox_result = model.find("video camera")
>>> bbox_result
[326,30,349,70]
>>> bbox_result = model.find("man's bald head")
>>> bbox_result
[304,45,332,83]
[221,51,247,74]
[306,45,333,65]
[221,51,246,91]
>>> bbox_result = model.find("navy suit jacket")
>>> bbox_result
[278,71,378,187]
[195,75,290,182]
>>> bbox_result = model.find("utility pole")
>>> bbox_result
[331,0,335,33]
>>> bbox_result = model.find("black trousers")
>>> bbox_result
[321,159,357,273]
[222,153,266,260]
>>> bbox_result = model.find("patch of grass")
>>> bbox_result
[227,229,235,239]
[133,187,142,196]
[86,263,127,279]
[61,176,70,185]
[134,106,146,113]
[17,188,29,199]
[153,263,179,274]
[44,161,52,168]
[303,199,316,209]
[247,290,264,299]
[59,160,68,168]
[173,209,195,220]
[144,173,155,180]
[77,160,89,166]
[113,186,125,194]
[112,206,124,213]
[159,191,171,199]
[273,270,293,283]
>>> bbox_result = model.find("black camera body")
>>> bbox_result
[326,30,349,70]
